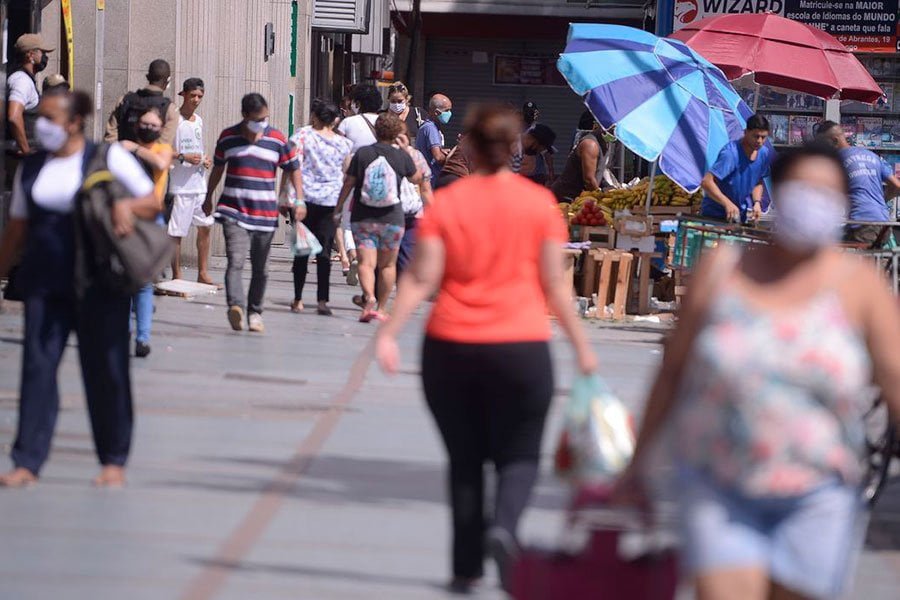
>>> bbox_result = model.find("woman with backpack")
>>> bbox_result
[0,89,157,487]
[334,112,423,322]
[286,99,353,316]
[119,106,173,358]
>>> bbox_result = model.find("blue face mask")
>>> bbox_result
[438,110,452,125]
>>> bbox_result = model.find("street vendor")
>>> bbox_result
[700,114,774,223]
[816,120,900,246]
[551,111,609,202]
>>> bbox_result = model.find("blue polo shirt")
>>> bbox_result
[415,120,444,185]
[701,140,773,222]
[840,147,893,222]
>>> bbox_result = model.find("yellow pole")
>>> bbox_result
[61,0,74,86]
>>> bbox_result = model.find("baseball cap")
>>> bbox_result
[181,77,205,93]
[15,33,55,54]
[529,123,557,153]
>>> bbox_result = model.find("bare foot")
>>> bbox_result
[0,467,37,488]
[198,275,223,289]
[291,300,304,313]
[92,466,126,488]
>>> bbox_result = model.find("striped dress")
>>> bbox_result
[212,123,299,231]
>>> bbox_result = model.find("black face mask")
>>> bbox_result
[136,126,161,144]
[34,53,49,73]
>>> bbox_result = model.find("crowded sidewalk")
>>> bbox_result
[0,254,897,599]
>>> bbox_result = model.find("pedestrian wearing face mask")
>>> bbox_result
[204,93,303,333]
[0,89,157,488]
[5,34,55,182]
[336,84,383,152]
[386,81,423,140]
[615,144,900,600]
[119,107,172,358]
[105,59,179,146]
[416,93,453,187]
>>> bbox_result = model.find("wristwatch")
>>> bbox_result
[177,153,185,163]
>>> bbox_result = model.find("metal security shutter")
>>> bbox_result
[312,0,369,33]
[424,37,587,171]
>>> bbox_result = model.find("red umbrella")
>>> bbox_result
[670,13,883,104]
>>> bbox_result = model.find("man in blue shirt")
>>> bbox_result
[817,120,900,245]
[415,93,452,186]
[701,114,774,224]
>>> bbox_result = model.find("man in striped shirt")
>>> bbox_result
[203,93,303,333]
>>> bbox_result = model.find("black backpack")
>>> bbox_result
[115,88,171,142]
[74,143,173,296]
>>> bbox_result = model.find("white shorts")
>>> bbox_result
[340,202,355,252]
[168,193,214,238]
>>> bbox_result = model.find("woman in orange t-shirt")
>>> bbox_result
[119,106,172,358]
[375,104,597,593]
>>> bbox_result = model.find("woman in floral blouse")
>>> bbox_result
[287,99,353,316]
[617,144,900,600]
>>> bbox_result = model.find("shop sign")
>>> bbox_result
[494,55,567,87]
[673,0,899,53]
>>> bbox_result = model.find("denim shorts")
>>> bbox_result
[350,221,404,251]
[677,468,866,599]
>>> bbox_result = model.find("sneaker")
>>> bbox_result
[135,341,151,358]
[346,260,359,286]
[227,305,244,331]
[248,312,265,333]
[486,526,519,594]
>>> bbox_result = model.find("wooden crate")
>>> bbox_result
[586,249,633,321]
[579,225,616,248]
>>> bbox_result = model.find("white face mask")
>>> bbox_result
[389,102,406,114]
[245,119,268,134]
[35,116,68,152]
[773,180,847,252]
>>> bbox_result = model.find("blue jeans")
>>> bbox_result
[396,214,418,277]
[678,468,866,598]
[131,283,154,344]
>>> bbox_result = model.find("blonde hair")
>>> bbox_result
[387,81,411,100]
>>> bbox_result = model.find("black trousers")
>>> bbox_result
[293,203,337,303]
[13,286,133,475]
[422,336,553,579]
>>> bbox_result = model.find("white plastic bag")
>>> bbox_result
[286,220,323,257]
[554,375,635,485]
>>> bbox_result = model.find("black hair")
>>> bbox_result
[770,142,850,193]
[241,93,268,115]
[578,110,596,131]
[745,114,770,132]
[350,84,383,114]
[147,59,171,85]
[43,88,93,132]
[182,77,204,93]
[814,120,841,137]
[310,98,340,126]
[139,105,165,122]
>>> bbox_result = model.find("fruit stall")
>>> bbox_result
[561,175,706,319]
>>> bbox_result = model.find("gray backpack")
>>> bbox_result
[75,143,173,296]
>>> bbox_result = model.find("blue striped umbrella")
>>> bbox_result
[558,24,753,193]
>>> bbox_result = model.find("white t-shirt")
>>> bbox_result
[10,143,155,219]
[337,113,378,152]
[7,70,39,110]
[170,113,207,194]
